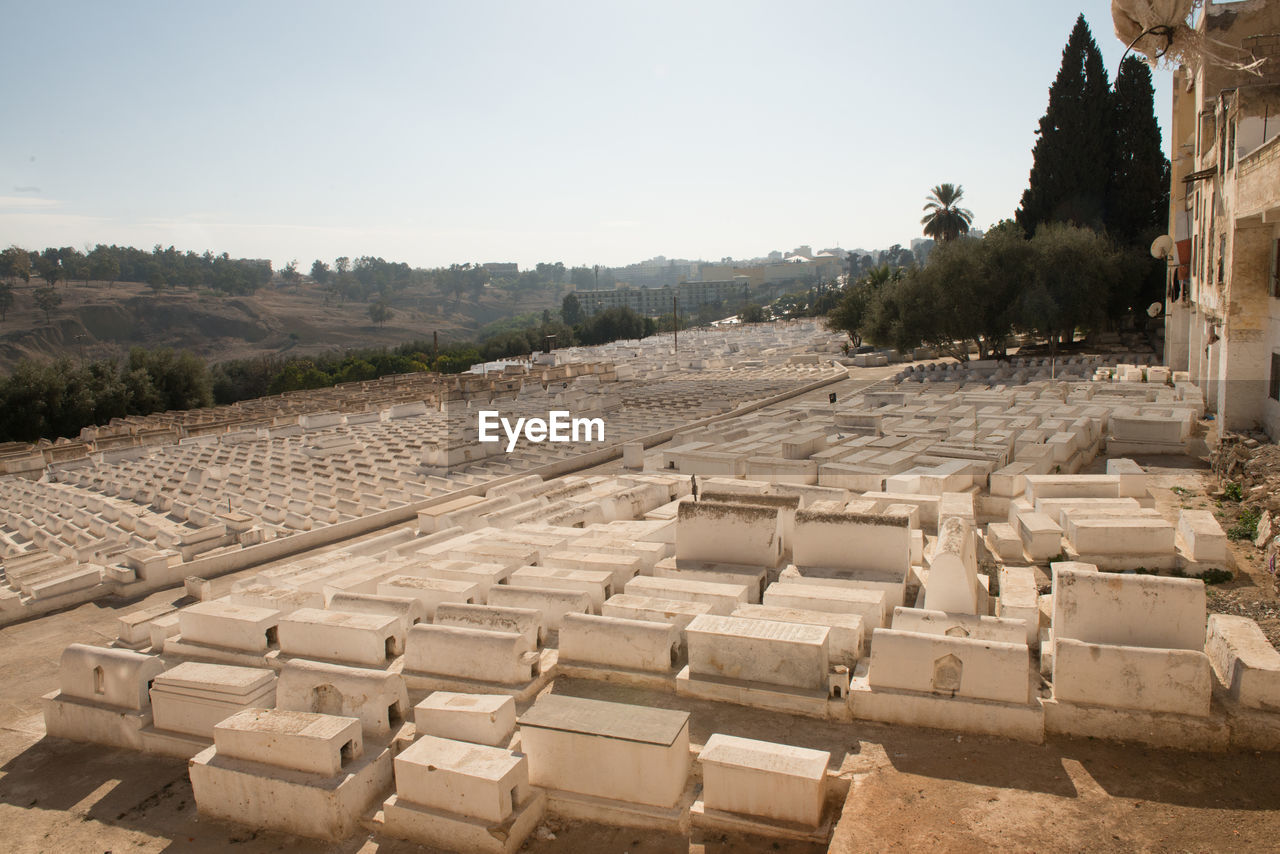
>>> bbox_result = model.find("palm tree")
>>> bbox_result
[921,183,974,242]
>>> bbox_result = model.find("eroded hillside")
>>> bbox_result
[0,279,565,369]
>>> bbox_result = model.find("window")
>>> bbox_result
[1207,220,1215,282]
[1220,118,1227,176]
[1271,352,1280,401]
[1272,239,1280,298]
[1228,120,1236,170]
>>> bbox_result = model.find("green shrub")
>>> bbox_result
[1227,507,1260,541]
[1223,482,1243,502]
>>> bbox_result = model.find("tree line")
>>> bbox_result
[0,244,273,295]
[0,348,213,443]
[831,222,1146,361]
[827,16,1169,359]
[0,244,595,321]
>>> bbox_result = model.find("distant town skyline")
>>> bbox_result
[1,1,1169,272]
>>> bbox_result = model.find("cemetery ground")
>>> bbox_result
[3,456,1280,853]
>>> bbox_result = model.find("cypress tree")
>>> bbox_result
[1108,55,1171,245]
[1016,15,1114,235]
[1108,55,1172,315]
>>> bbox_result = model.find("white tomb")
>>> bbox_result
[867,628,1031,704]
[1206,614,1280,712]
[42,644,165,750]
[764,581,887,628]
[684,614,831,692]
[601,593,712,637]
[326,591,425,634]
[486,584,591,631]
[435,602,543,648]
[791,509,911,589]
[995,564,1040,645]
[651,558,767,604]
[402,624,543,690]
[276,608,405,667]
[376,576,479,619]
[732,604,864,667]
[922,517,981,615]
[1016,512,1063,561]
[190,708,392,841]
[517,694,692,829]
[1177,510,1229,564]
[693,734,830,837]
[1051,566,1205,650]
[1105,458,1148,498]
[624,575,750,616]
[890,607,1027,645]
[414,559,512,600]
[382,734,544,854]
[276,659,410,736]
[175,600,282,655]
[1049,567,1213,722]
[543,550,645,590]
[675,500,783,567]
[148,661,276,749]
[414,692,517,747]
[558,612,681,675]
[508,566,614,611]
[1052,639,1211,716]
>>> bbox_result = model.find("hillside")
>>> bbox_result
[0,278,567,371]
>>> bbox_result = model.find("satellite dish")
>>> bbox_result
[1150,234,1175,260]
[1147,302,1163,318]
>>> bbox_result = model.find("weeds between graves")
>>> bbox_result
[1227,507,1261,541]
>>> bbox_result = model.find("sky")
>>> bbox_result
[0,1,1173,271]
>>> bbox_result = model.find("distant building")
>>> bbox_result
[483,262,519,277]
[1159,0,1280,436]
[574,279,749,317]
[611,257,699,288]
[911,238,935,266]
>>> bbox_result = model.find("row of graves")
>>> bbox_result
[39,449,1280,851]
[0,323,847,626]
[893,352,1162,387]
[661,356,1202,507]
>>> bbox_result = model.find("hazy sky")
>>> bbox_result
[1,1,1172,270]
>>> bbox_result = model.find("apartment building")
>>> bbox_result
[1162,0,1280,436]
